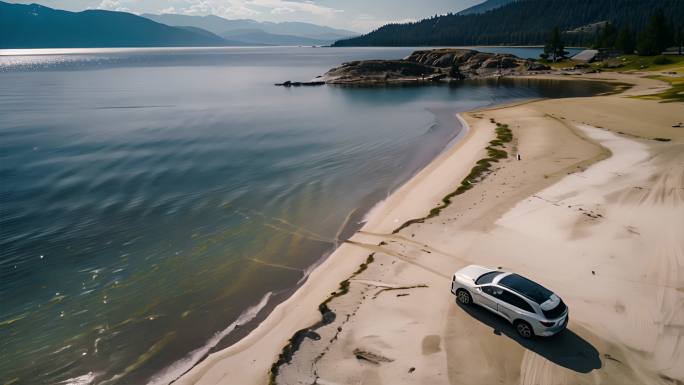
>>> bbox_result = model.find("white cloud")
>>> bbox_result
[247,0,342,17]
[158,6,176,14]
[165,0,342,20]
[175,0,260,18]
[97,0,132,12]
[270,7,295,14]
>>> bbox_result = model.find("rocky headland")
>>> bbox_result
[276,48,552,86]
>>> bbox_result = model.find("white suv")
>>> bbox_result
[451,265,568,338]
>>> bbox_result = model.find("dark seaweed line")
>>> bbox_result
[268,253,374,384]
[392,119,513,233]
[268,119,513,384]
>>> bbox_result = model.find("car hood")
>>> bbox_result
[456,265,496,282]
[540,294,561,311]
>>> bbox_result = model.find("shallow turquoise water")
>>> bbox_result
[0,46,603,385]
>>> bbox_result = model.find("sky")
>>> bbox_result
[8,0,484,32]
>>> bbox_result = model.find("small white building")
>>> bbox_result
[572,49,599,62]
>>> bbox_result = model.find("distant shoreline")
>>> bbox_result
[0,45,586,55]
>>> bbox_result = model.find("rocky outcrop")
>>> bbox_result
[322,60,445,85]
[406,48,525,73]
[407,49,523,75]
[406,49,479,67]
[279,49,553,86]
[275,80,325,87]
[526,62,551,71]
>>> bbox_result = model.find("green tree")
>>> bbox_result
[543,26,568,62]
[675,24,683,55]
[594,22,617,49]
[615,26,636,54]
[637,9,671,56]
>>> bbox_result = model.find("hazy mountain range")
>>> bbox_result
[8,0,669,50]
[0,1,232,48]
[142,13,357,46]
[0,1,357,48]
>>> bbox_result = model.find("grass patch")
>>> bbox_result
[539,55,684,74]
[594,55,684,72]
[540,59,582,70]
[634,74,684,103]
[393,121,513,234]
[269,253,375,385]
[583,54,684,102]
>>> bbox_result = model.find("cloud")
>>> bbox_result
[97,0,132,12]
[161,0,341,19]
[173,0,260,18]
[270,7,295,15]
[158,6,176,14]
[246,0,343,17]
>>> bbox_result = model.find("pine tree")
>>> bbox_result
[637,9,671,56]
[615,26,635,54]
[543,26,568,62]
[675,24,683,55]
[595,22,618,49]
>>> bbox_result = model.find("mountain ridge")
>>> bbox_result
[219,29,334,46]
[0,1,229,48]
[0,2,358,49]
[333,0,684,47]
[141,13,357,46]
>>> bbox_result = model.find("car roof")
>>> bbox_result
[497,273,554,304]
[456,265,496,281]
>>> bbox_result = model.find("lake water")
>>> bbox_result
[0,46,604,385]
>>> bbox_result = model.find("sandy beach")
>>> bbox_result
[175,70,684,385]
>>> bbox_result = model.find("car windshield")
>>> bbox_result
[475,271,503,285]
[499,274,553,304]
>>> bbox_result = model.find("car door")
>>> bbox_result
[477,285,503,315]
[495,288,535,322]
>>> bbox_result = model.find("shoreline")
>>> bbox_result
[173,94,496,385]
[150,104,470,385]
[176,70,683,385]
[156,80,602,385]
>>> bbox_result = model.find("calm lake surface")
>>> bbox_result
[0,46,603,385]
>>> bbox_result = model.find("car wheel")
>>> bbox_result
[514,320,534,339]
[456,289,472,305]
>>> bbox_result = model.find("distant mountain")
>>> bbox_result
[0,1,229,48]
[220,29,333,46]
[334,0,684,47]
[174,26,248,45]
[257,21,357,41]
[142,13,357,46]
[142,14,260,35]
[457,0,517,15]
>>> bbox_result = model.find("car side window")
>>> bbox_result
[481,286,503,297]
[475,271,503,285]
[498,289,534,313]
